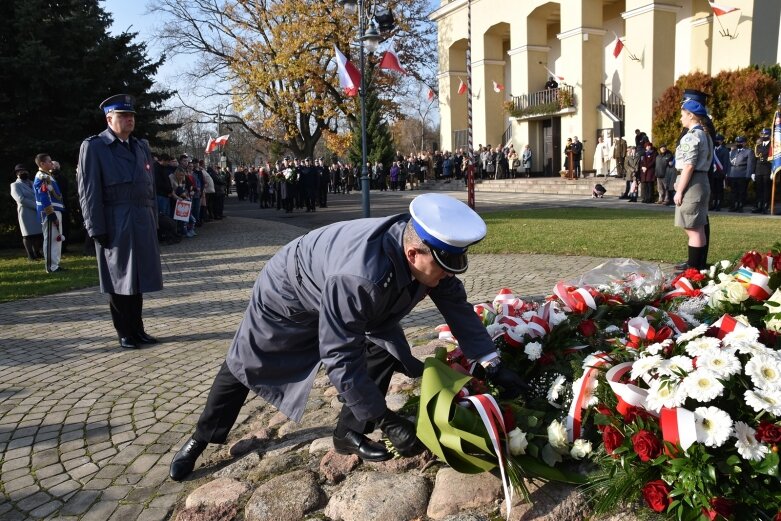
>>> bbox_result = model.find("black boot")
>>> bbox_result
[169,437,207,481]
[713,199,721,211]
[702,221,710,268]
[687,245,707,270]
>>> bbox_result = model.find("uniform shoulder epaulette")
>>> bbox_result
[85,135,99,142]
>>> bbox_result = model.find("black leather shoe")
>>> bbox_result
[135,331,159,344]
[333,430,392,462]
[170,437,207,481]
[119,336,139,349]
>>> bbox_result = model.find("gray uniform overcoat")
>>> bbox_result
[226,214,495,423]
[77,129,163,295]
[10,180,43,236]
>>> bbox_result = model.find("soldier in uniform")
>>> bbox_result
[674,91,714,271]
[728,136,753,213]
[316,158,329,207]
[169,193,527,481]
[612,136,627,178]
[711,134,730,211]
[32,154,65,272]
[77,94,163,349]
[752,128,772,214]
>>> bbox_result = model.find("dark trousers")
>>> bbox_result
[755,175,771,207]
[728,177,748,208]
[109,293,143,338]
[22,234,43,260]
[193,342,403,445]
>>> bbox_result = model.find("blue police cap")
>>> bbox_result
[735,136,746,144]
[409,193,486,274]
[760,128,771,137]
[99,94,136,114]
[681,89,708,106]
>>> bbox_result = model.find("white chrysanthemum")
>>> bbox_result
[644,339,673,356]
[676,323,709,343]
[631,355,662,380]
[733,421,770,462]
[570,439,592,460]
[645,379,687,412]
[723,328,760,350]
[694,406,733,448]
[684,336,722,357]
[734,341,773,357]
[546,374,567,403]
[508,427,529,456]
[696,350,741,378]
[744,388,781,416]
[547,420,569,454]
[524,341,542,361]
[682,368,725,402]
[657,355,694,379]
[745,354,781,391]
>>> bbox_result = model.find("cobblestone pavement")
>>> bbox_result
[1,192,631,520]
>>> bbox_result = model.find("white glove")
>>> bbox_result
[751,174,756,182]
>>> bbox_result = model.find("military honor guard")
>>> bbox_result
[168,193,527,481]
[77,94,163,349]
[752,128,772,214]
[33,153,66,273]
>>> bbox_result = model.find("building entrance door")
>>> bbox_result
[543,118,561,176]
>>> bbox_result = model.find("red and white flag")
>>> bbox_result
[457,78,467,95]
[612,35,624,58]
[709,1,739,16]
[334,45,361,97]
[492,80,504,93]
[378,38,406,74]
[427,88,435,101]
[205,137,216,154]
[214,134,230,146]
[543,65,564,83]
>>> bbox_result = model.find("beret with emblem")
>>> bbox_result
[409,193,486,274]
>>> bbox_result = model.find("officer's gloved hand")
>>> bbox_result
[46,213,58,225]
[484,361,530,399]
[751,174,756,182]
[376,409,424,457]
[92,234,109,248]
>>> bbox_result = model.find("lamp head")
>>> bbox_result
[363,20,380,53]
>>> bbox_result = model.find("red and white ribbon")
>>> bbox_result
[463,394,514,518]
[567,352,611,441]
[605,362,653,417]
[710,314,747,339]
[435,324,456,343]
[474,303,497,324]
[747,271,772,301]
[662,277,700,301]
[626,317,673,348]
[493,288,523,317]
[553,282,597,314]
[659,406,697,453]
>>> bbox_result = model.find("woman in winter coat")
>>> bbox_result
[639,142,657,203]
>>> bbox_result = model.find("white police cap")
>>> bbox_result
[409,193,486,274]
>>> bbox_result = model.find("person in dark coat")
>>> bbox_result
[168,194,527,481]
[711,134,730,211]
[639,142,657,203]
[77,94,163,349]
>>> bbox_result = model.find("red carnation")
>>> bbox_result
[631,430,662,462]
[740,251,762,271]
[538,352,556,366]
[502,405,517,431]
[641,479,672,513]
[774,255,781,272]
[755,421,781,443]
[702,497,735,520]
[602,425,625,455]
[578,319,597,337]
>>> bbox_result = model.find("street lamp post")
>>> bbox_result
[340,0,384,218]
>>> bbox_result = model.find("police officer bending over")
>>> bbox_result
[169,193,526,481]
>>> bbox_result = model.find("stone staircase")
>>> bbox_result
[420,176,625,196]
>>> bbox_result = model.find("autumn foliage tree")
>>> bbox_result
[652,67,781,148]
[151,0,436,159]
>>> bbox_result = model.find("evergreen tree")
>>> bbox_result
[348,70,396,171]
[0,0,178,242]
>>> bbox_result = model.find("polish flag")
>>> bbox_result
[612,35,624,58]
[492,80,505,93]
[214,134,230,146]
[205,137,216,154]
[334,45,361,97]
[543,65,565,83]
[457,78,467,95]
[427,88,435,101]
[709,1,739,16]
[379,38,406,74]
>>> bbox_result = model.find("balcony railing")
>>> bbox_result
[506,85,575,119]
[600,84,625,122]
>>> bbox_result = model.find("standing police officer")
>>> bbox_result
[169,194,527,481]
[728,136,754,213]
[712,134,730,211]
[78,94,163,349]
[753,128,772,214]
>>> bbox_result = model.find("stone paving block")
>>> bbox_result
[63,456,90,471]
[2,467,29,482]
[101,485,132,501]
[16,490,52,511]
[111,430,136,445]
[4,445,31,459]
[82,478,113,491]
[29,498,63,518]
[60,489,101,516]
[113,473,143,486]
[35,462,65,480]
[127,454,160,475]
[80,499,118,521]
[93,464,125,480]
[2,455,30,473]
[7,435,33,450]
[69,461,99,480]
[39,473,69,489]
[48,479,82,499]
[3,474,35,493]
[108,444,144,465]
[108,503,144,521]
[7,483,40,502]
[135,507,171,521]
[60,429,84,443]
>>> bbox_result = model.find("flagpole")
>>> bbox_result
[466,0,475,210]
[358,0,371,218]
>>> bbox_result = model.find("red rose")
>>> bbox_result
[631,430,662,462]
[756,421,781,443]
[602,425,625,455]
[740,251,762,271]
[642,480,671,513]
[623,405,653,424]
[502,406,517,431]
[702,497,734,520]
[774,255,781,272]
[578,319,597,337]
[759,328,780,349]
[538,353,556,366]
[774,511,781,521]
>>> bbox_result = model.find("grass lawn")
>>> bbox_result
[474,208,779,263]
[0,251,98,303]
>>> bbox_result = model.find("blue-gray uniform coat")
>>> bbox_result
[10,179,43,236]
[77,129,163,295]
[225,214,495,423]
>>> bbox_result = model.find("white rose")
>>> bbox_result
[720,260,732,270]
[508,428,529,455]
[547,419,569,453]
[764,289,781,332]
[724,282,749,304]
[570,439,592,460]
[717,273,735,283]
[708,288,727,308]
